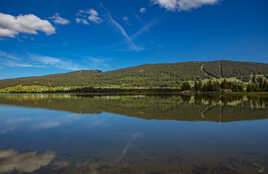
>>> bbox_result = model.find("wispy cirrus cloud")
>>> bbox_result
[0,50,85,71]
[0,51,34,68]
[35,56,61,64]
[86,57,110,70]
[0,12,55,38]
[5,61,34,68]
[0,50,113,71]
[131,18,159,41]
[151,0,220,11]
[31,55,85,71]
[99,2,159,51]
[0,50,19,60]
[105,8,143,52]
[108,18,159,51]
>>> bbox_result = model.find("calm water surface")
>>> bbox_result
[0,94,268,174]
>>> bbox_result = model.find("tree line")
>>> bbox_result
[180,79,268,92]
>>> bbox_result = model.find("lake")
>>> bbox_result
[0,94,267,174]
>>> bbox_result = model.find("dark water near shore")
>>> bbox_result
[0,94,268,174]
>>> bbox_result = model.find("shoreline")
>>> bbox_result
[1,90,268,96]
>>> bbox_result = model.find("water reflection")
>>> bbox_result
[0,94,268,122]
[0,150,55,173]
[0,94,267,174]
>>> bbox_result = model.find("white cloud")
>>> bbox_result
[0,12,55,38]
[76,9,102,25]
[50,13,70,25]
[140,8,147,13]
[151,0,220,11]
[88,9,102,24]
[0,28,16,37]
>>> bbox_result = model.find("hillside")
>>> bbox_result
[1,60,268,89]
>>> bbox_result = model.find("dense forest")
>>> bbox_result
[183,78,268,92]
[0,60,268,93]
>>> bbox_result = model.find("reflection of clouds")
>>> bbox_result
[0,150,16,159]
[0,116,33,134]
[117,132,144,162]
[36,121,61,129]
[0,149,55,173]
[0,107,109,134]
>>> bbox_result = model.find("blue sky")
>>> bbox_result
[0,0,268,79]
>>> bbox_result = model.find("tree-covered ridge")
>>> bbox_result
[0,60,268,89]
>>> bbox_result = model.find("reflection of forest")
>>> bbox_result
[0,94,268,122]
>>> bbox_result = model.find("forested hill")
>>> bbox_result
[1,60,268,88]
